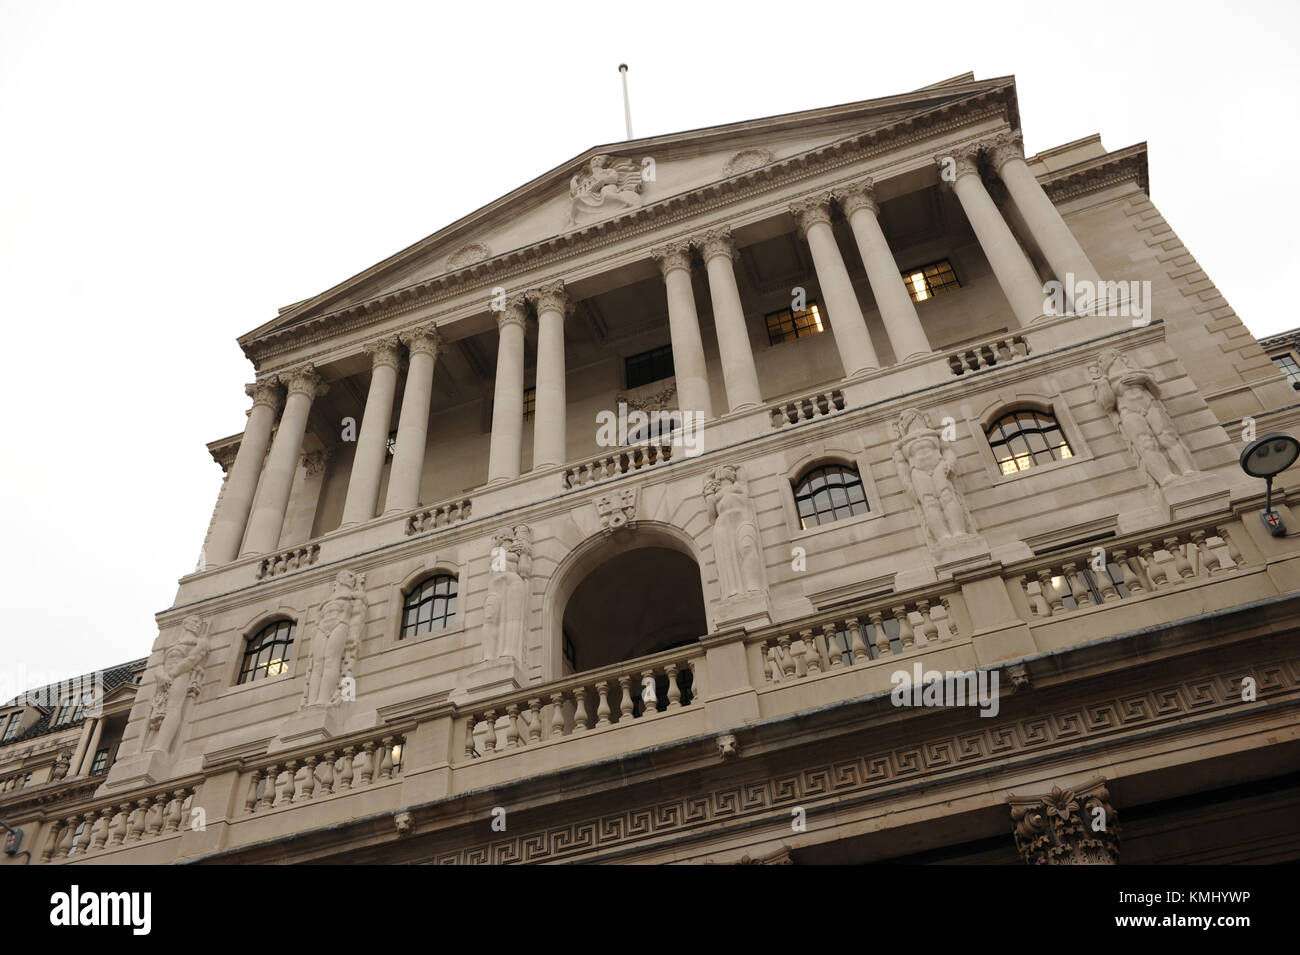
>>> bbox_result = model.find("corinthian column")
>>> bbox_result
[838,180,933,361]
[939,147,1048,327]
[207,379,281,564]
[529,282,568,470]
[341,335,402,526]
[987,131,1104,313]
[697,228,762,411]
[791,192,878,376]
[242,364,328,556]
[653,241,713,419]
[487,296,528,483]
[383,323,441,514]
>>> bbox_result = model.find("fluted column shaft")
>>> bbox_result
[655,243,714,419]
[791,194,879,376]
[530,283,568,470]
[242,364,327,556]
[942,150,1047,327]
[839,182,933,361]
[383,325,441,514]
[207,380,281,564]
[342,336,402,525]
[989,132,1103,310]
[698,229,762,411]
[487,297,528,483]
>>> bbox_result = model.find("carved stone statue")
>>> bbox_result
[301,570,368,708]
[50,749,72,781]
[1090,348,1198,486]
[891,409,975,546]
[704,465,766,598]
[145,615,210,754]
[481,524,533,664]
[567,155,643,225]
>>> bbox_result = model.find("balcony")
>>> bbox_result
[49,501,1297,865]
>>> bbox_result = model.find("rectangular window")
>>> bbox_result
[765,302,823,345]
[1272,353,1300,389]
[90,748,109,775]
[901,259,960,302]
[625,345,675,389]
[1,713,20,741]
[522,386,536,422]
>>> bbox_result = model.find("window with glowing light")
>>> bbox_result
[986,409,1073,475]
[901,260,960,302]
[766,301,824,345]
[239,620,295,685]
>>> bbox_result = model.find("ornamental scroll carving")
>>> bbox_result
[595,487,637,536]
[891,408,976,548]
[447,242,491,270]
[481,524,533,664]
[724,148,774,176]
[704,465,766,599]
[301,569,368,708]
[1090,348,1199,487]
[1009,779,1120,865]
[145,615,210,755]
[567,155,644,226]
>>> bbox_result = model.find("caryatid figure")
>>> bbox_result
[302,569,368,707]
[146,615,210,754]
[481,524,533,664]
[704,465,766,598]
[891,408,975,545]
[1090,348,1198,486]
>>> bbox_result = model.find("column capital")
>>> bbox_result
[527,280,568,316]
[935,144,982,185]
[1008,777,1120,865]
[279,363,328,400]
[652,239,693,277]
[986,130,1026,171]
[790,191,834,235]
[836,179,879,218]
[696,227,736,263]
[244,378,282,411]
[401,322,442,359]
[363,334,404,370]
[494,294,529,332]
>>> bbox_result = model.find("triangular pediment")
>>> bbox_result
[247,73,1012,345]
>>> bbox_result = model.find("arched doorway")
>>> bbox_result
[547,523,709,681]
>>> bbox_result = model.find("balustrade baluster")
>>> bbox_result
[869,610,888,657]
[528,699,544,741]
[822,622,842,667]
[800,629,820,675]
[1190,530,1219,576]
[573,687,590,731]
[618,675,634,723]
[1140,542,1168,588]
[550,694,566,737]
[665,665,682,709]
[938,597,959,640]
[379,737,395,779]
[1062,562,1090,608]
[594,683,611,726]
[358,742,376,784]
[245,770,261,812]
[640,669,658,714]
[1037,570,1065,614]
[915,600,940,645]
[778,635,796,677]
[317,751,335,795]
[1216,525,1244,568]
[505,704,522,748]
[1111,549,1142,594]
[465,717,478,758]
[1166,537,1194,579]
[337,750,355,789]
[845,616,867,662]
[893,606,915,650]
[148,793,167,834]
[260,764,278,808]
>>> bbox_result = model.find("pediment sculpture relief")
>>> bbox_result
[447,242,491,271]
[724,148,774,176]
[891,408,977,548]
[301,569,367,708]
[567,155,644,226]
[482,523,533,664]
[1090,348,1199,487]
[145,615,210,754]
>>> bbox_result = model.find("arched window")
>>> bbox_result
[793,463,870,529]
[238,620,295,684]
[986,409,1073,475]
[400,574,458,639]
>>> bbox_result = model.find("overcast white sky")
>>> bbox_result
[2,0,1297,683]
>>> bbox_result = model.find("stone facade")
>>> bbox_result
[4,72,1300,865]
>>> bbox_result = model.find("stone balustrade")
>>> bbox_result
[240,733,405,815]
[404,498,473,536]
[1014,521,1245,618]
[751,591,963,684]
[768,388,846,428]
[255,543,320,580]
[946,334,1030,376]
[44,784,198,862]
[563,445,676,490]
[463,646,704,758]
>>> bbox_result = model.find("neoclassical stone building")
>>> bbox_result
[4,72,1299,865]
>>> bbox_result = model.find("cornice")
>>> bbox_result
[241,86,1019,366]
[1037,143,1149,204]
